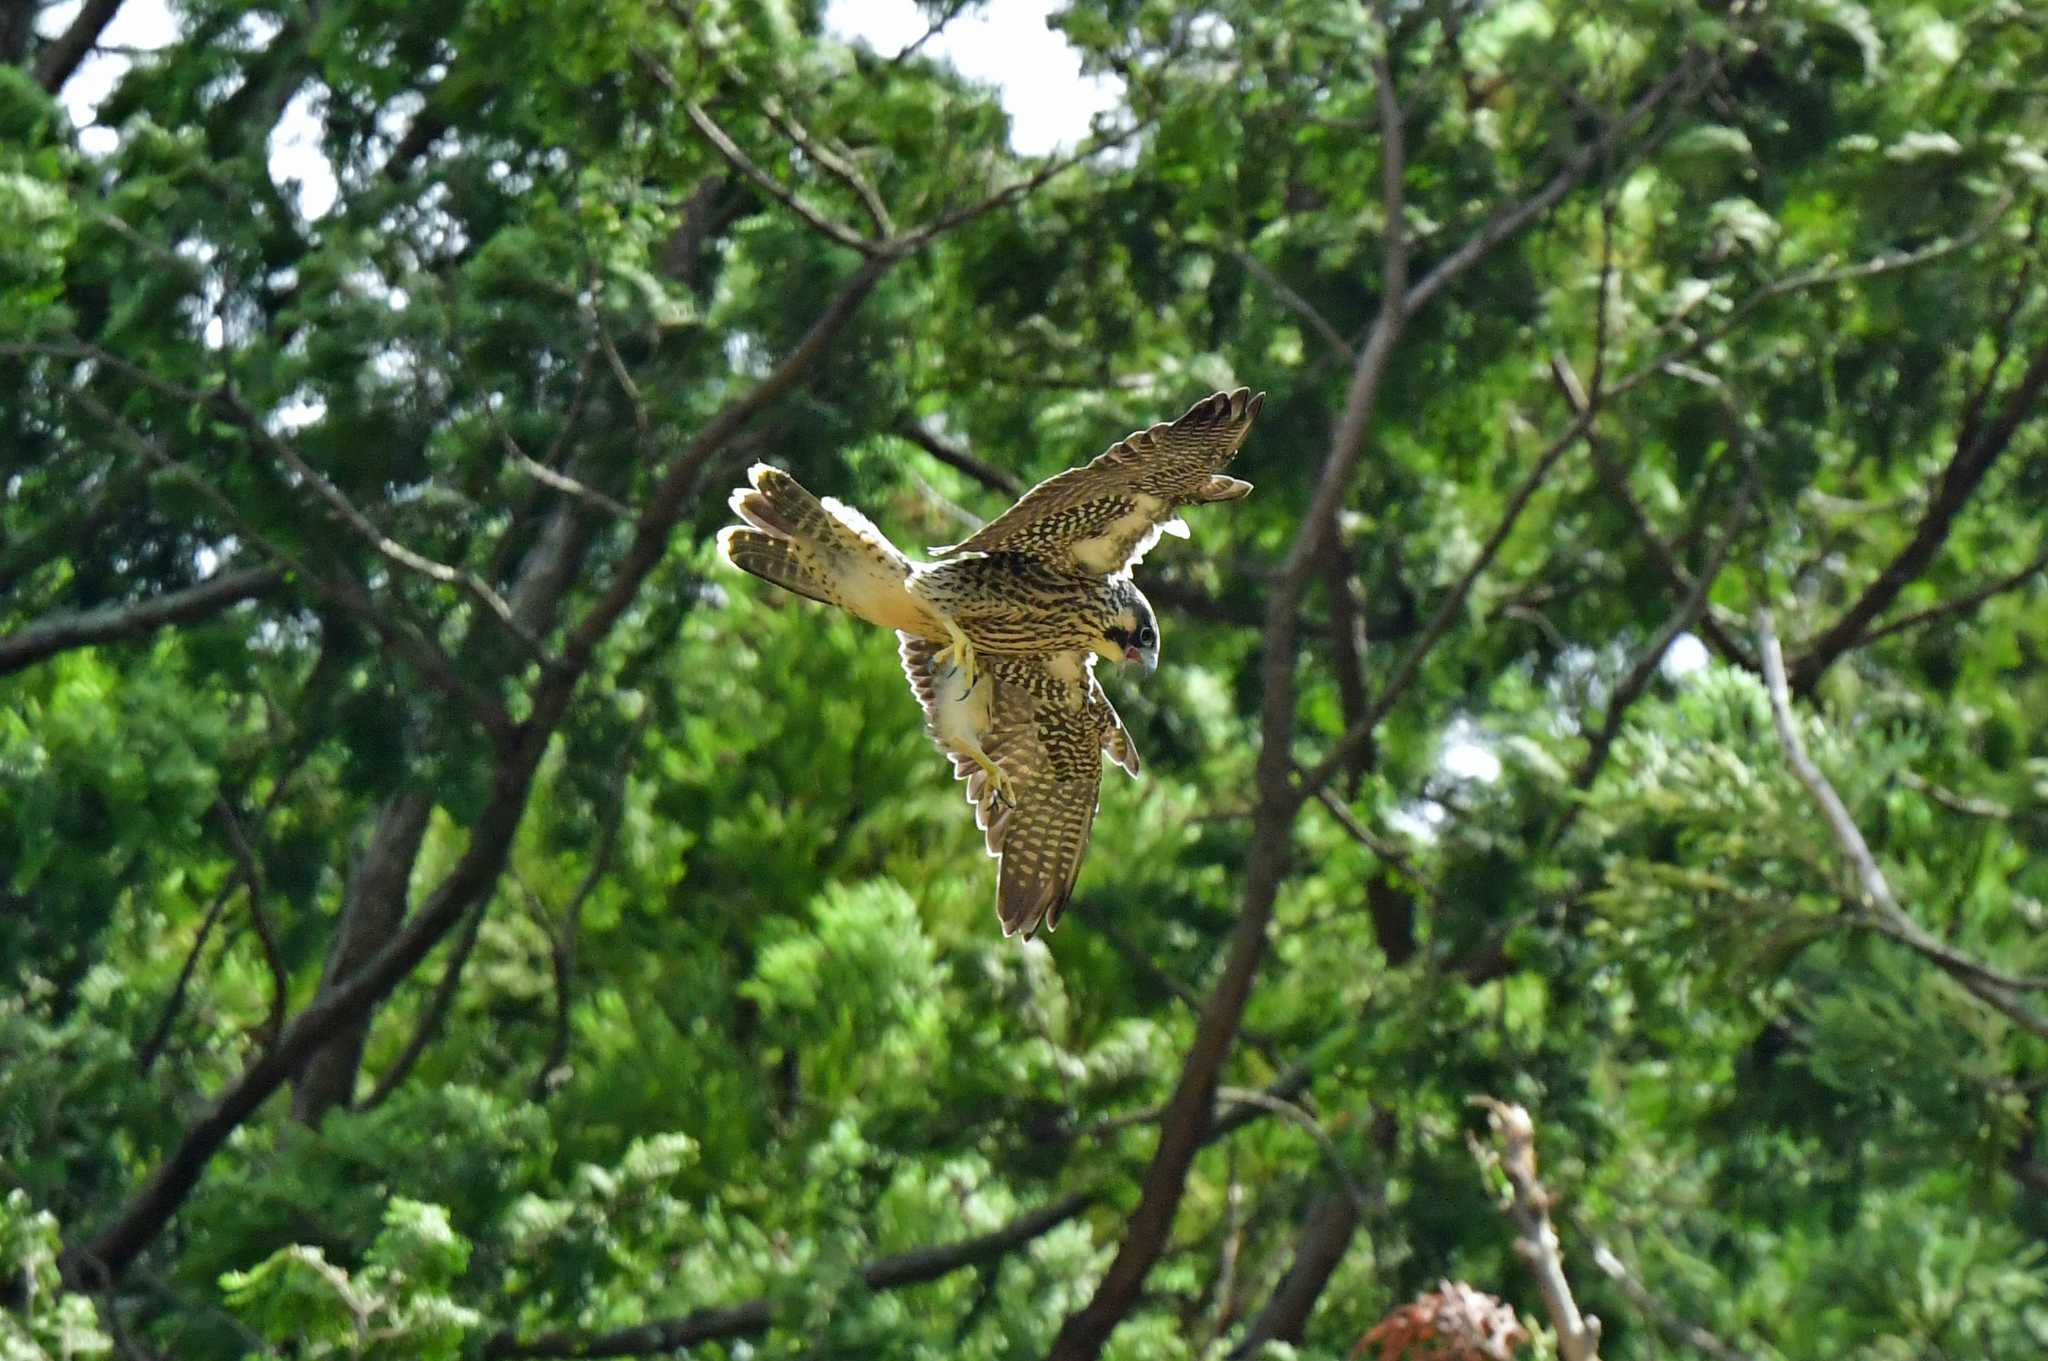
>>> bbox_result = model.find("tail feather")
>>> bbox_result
[716,527,836,607]
[716,464,930,633]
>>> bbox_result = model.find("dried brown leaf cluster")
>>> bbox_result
[1354,1280,1530,1361]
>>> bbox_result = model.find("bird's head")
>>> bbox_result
[1099,579,1160,675]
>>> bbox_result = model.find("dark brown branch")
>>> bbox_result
[135,879,239,1077]
[358,896,488,1111]
[1300,404,1595,802]
[62,252,903,1289]
[1227,1192,1361,1358]
[1222,245,1354,363]
[486,1192,1095,1358]
[1323,540,1371,790]
[0,568,282,677]
[895,418,1025,495]
[1855,540,2048,648]
[1044,56,1408,1361]
[214,796,286,1047]
[292,793,434,1125]
[683,100,883,255]
[1569,460,1756,793]
[35,0,124,93]
[1789,336,2048,694]
[1401,52,1704,320]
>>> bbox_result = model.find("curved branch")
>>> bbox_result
[0,569,282,677]
[486,1192,1094,1359]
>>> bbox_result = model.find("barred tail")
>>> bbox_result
[717,464,931,633]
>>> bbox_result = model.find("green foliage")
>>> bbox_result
[0,1189,111,1359]
[5,0,2048,1357]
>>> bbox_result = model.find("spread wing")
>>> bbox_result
[899,641,1140,938]
[930,387,1265,576]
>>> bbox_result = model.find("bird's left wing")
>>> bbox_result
[929,387,1265,577]
[900,643,1139,937]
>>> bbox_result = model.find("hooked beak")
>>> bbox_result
[1124,644,1158,675]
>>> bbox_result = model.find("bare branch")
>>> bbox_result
[61,255,901,1289]
[214,796,286,1047]
[683,100,883,255]
[1555,356,1757,670]
[1588,1240,1754,1361]
[892,120,1149,253]
[1221,244,1354,363]
[486,1192,1095,1358]
[1854,540,2048,648]
[1300,403,1596,802]
[1757,609,2048,1034]
[1569,458,1756,793]
[1045,54,1408,1361]
[1403,53,1705,319]
[0,568,282,677]
[357,897,488,1111]
[894,418,1025,496]
[225,394,553,666]
[77,393,513,741]
[1469,1099,1602,1361]
[1214,1087,1366,1208]
[1227,1192,1361,1359]
[1788,335,2048,693]
[36,0,125,93]
[135,879,238,1078]
[763,99,894,238]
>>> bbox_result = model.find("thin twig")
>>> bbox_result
[763,99,894,237]
[1587,1240,1754,1361]
[1222,245,1354,363]
[486,1192,1096,1358]
[682,100,882,255]
[895,417,1025,496]
[214,796,286,1047]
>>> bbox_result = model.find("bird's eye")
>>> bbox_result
[1138,626,1155,646]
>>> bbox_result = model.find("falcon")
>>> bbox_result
[716,386,1265,932]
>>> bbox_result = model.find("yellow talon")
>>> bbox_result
[957,739,1017,809]
[932,618,981,694]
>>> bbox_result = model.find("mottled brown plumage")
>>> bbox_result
[899,638,1139,937]
[931,387,1266,576]
[715,386,1262,938]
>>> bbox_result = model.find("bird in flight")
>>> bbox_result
[718,387,1265,935]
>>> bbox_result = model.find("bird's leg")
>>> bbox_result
[931,617,981,694]
[956,737,1018,809]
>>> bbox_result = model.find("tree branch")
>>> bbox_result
[1757,609,2048,1036]
[1470,1099,1601,1361]
[0,568,282,677]
[683,99,884,256]
[1044,54,1408,1361]
[1227,1192,1361,1359]
[1788,335,2048,694]
[1587,1240,1754,1361]
[61,244,913,1287]
[1401,52,1705,320]
[894,417,1025,496]
[486,1192,1095,1358]
[35,0,125,93]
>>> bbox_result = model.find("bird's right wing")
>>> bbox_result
[928,388,1264,576]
